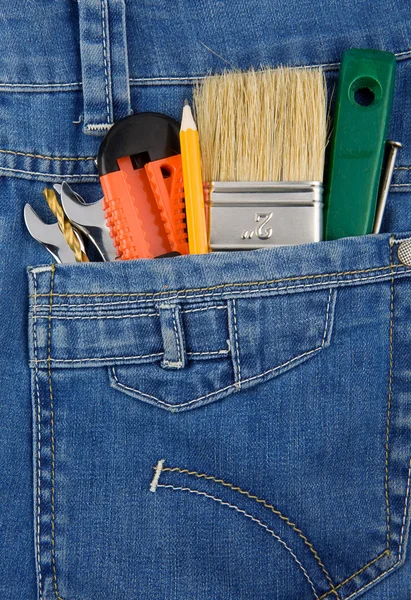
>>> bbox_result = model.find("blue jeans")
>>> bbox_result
[1,2,411,599]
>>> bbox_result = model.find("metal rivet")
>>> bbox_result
[398,239,411,266]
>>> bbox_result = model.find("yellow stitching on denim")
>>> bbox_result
[47,265,64,600]
[0,149,95,161]
[344,560,401,600]
[34,351,163,364]
[30,264,400,298]
[160,465,339,598]
[33,272,43,599]
[341,462,411,599]
[29,267,411,306]
[317,550,389,599]
[384,240,395,552]
[399,459,411,561]
[155,482,319,599]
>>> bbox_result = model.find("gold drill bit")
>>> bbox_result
[42,188,89,262]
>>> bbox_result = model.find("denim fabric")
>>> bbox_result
[1,2,411,600]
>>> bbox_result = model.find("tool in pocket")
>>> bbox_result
[97,112,189,259]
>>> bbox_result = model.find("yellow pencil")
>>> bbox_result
[180,100,208,254]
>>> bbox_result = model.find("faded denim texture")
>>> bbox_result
[0,1,411,599]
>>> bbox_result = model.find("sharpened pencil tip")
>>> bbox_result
[184,98,189,106]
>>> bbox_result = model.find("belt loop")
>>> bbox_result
[158,304,187,370]
[78,0,131,136]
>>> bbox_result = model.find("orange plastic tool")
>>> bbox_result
[97,113,189,260]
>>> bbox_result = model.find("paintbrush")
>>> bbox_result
[193,67,327,250]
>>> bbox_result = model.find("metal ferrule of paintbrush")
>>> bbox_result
[205,181,323,251]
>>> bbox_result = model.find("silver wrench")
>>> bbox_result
[55,182,117,262]
[24,204,88,264]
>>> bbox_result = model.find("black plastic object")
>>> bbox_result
[97,112,181,175]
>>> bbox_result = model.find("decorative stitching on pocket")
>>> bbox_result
[33,272,43,599]
[228,299,241,389]
[399,459,411,562]
[47,264,64,600]
[0,149,96,161]
[30,263,408,300]
[30,270,411,310]
[157,463,339,599]
[152,482,320,599]
[110,345,323,410]
[101,0,111,124]
[384,241,395,552]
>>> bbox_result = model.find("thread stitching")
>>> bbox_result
[33,352,163,364]
[30,264,399,298]
[0,166,98,179]
[341,467,411,600]
[321,289,333,346]
[188,349,229,356]
[149,459,165,492]
[30,265,411,304]
[33,272,43,599]
[154,483,319,599]
[231,300,241,387]
[160,465,338,597]
[384,241,395,551]
[317,551,389,599]
[110,345,322,409]
[32,287,334,368]
[172,308,182,364]
[46,265,64,600]
[0,149,95,161]
[32,349,229,365]
[399,459,411,561]
[101,0,111,123]
[30,304,228,317]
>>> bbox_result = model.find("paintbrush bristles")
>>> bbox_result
[193,67,327,183]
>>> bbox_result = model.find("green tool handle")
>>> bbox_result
[324,48,396,240]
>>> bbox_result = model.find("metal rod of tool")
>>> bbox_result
[373,140,402,233]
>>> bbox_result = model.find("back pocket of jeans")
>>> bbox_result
[107,287,336,412]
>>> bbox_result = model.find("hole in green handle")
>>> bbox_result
[349,76,382,107]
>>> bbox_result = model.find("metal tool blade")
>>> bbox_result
[24,204,87,264]
[56,182,117,261]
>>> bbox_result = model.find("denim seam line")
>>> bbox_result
[31,348,229,366]
[384,244,395,551]
[33,271,43,600]
[109,292,332,409]
[343,461,411,600]
[101,0,111,124]
[29,262,411,302]
[0,149,96,161]
[28,271,410,315]
[156,463,339,599]
[228,299,241,389]
[31,304,228,320]
[46,264,64,600]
